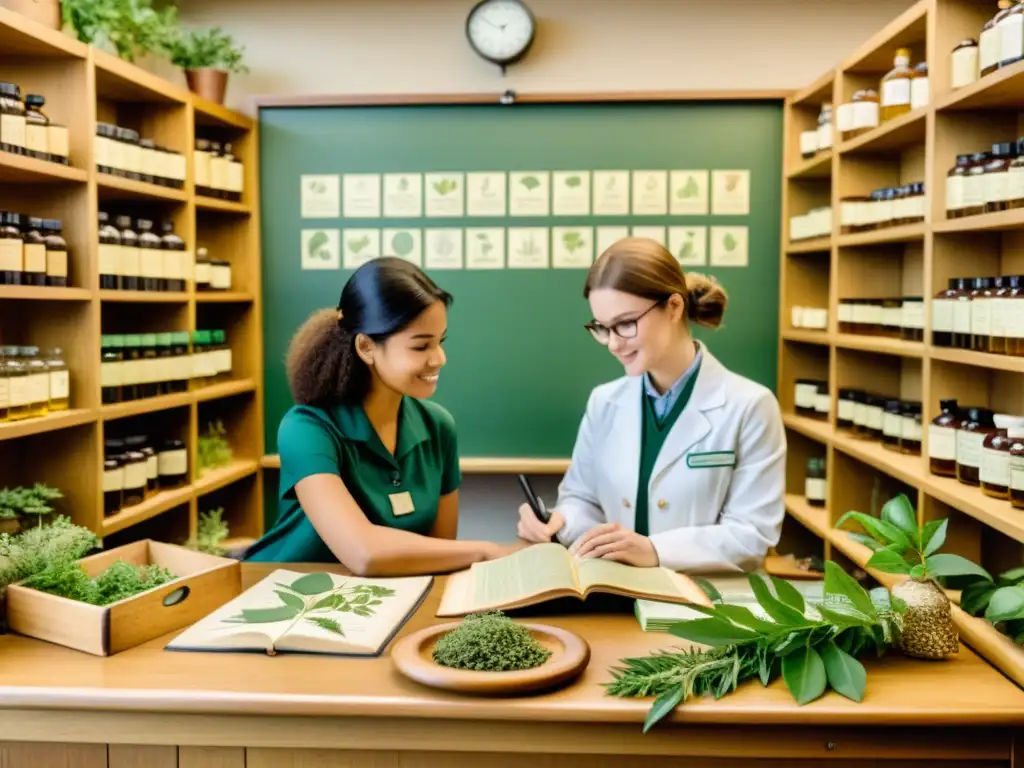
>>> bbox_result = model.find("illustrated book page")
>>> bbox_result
[166,569,433,657]
[436,542,710,617]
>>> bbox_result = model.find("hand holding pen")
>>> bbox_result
[515,474,565,544]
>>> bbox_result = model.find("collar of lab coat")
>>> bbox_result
[610,345,728,489]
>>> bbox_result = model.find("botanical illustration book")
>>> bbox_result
[436,542,711,617]
[166,569,433,657]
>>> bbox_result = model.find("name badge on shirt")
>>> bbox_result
[686,451,736,469]
[389,491,416,517]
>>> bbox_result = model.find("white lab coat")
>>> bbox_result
[554,346,787,574]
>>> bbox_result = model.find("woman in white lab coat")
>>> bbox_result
[517,237,786,574]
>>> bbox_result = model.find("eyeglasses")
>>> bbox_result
[584,300,664,345]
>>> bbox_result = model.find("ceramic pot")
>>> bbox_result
[1,0,60,29]
[185,68,229,105]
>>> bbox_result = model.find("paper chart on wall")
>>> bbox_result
[301,175,340,219]
[712,170,750,215]
[592,171,630,215]
[383,228,423,266]
[300,229,340,270]
[509,172,550,216]
[507,227,549,268]
[669,170,709,215]
[668,226,707,266]
[343,174,382,218]
[632,225,666,247]
[465,227,505,269]
[710,226,748,267]
[425,173,465,217]
[552,171,591,216]
[342,228,381,269]
[596,226,629,256]
[424,228,463,269]
[383,173,423,218]
[552,226,594,269]
[631,170,668,215]
[466,172,507,217]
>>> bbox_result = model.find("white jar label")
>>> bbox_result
[228,161,245,194]
[902,302,924,330]
[141,249,163,279]
[953,299,972,334]
[103,467,124,493]
[946,176,964,212]
[981,447,1010,487]
[121,246,140,278]
[852,101,879,130]
[123,460,147,491]
[0,239,22,272]
[836,103,856,132]
[980,26,999,73]
[49,370,69,399]
[8,376,30,407]
[158,448,188,476]
[817,123,832,150]
[964,174,987,208]
[23,243,45,274]
[99,244,120,276]
[1000,15,1024,62]
[882,79,911,107]
[956,430,985,469]
[47,125,68,159]
[100,360,123,387]
[25,124,47,155]
[853,402,868,427]
[883,306,902,328]
[46,249,67,279]
[928,424,957,461]
[27,372,48,403]
[147,454,159,480]
[883,411,903,438]
[910,77,929,110]
[973,298,992,337]
[0,114,26,149]
[805,478,827,501]
[838,399,855,421]
[0,378,9,409]
[901,416,922,441]
[986,171,1011,205]
[814,393,830,414]
[795,383,817,409]
[210,265,232,290]
[867,406,884,431]
[1011,453,1024,491]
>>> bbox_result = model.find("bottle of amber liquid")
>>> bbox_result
[137,218,162,292]
[956,406,997,486]
[21,217,46,287]
[951,277,974,349]
[981,0,1013,76]
[117,215,140,292]
[964,152,992,218]
[900,401,923,456]
[929,398,961,477]
[1009,423,1024,508]
[971,276,996,351]
[981,415,1022,498]
[947,154,972,218]
[160,220,186,292]
[98,211,121,290]
[43,219,67,287]
[985,142,1018,213]
[881,48,914,122]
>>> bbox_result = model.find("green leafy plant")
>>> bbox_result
[0,516,100,593]
[431,178,458,196]
[676,176,699,199]
[562,231,585,253]
[564,175,582,189]
[186,507,230,556]
[433,611,552,671]
[959,567,1022,642]
[62,0,178,63]
[835,493,988,659]
[197,420,233,471]
[0,484,64,528]
[606,562,905,732]
[165,26,249,74]
[223,572,395,637]
[23,558,176,606]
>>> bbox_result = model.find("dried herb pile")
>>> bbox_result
[433,611,552,671]
[23,558,176,606]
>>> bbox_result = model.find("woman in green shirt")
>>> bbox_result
[245,257,514,574]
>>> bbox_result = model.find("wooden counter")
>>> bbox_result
[1,563,1024,767]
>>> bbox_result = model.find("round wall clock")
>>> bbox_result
[465,0,537,73]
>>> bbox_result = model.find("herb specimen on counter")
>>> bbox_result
[22,558,176,606]
[432,611,553,671]
[605,562,905,732]
[835,493,989,659]
[0,483,65,531]
[223,572,396,637]
[197,420,233,472]
[186,507,230,556]
[0,516,99,591]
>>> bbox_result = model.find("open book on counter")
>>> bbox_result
[436,542,711,617]
[166,569,433,657]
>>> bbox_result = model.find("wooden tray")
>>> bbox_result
[391,621,590,696]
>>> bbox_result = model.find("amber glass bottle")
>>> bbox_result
[929,399,960,477]
[956,406,997,486]
[881,48,914,122]
[1008,422,1024,508]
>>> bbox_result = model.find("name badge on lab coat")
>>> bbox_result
[389,491,416,516]
[686,451,736,469]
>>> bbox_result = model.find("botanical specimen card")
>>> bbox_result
[466,172,507,216]
[300,229,341,271]
[341,228,381,269]
[383,173,424,218]
[382,228,423,266]
[424,172,465,217]
[301,175,341,219]
[166,570,433,657]
[669,170,709,215]
[465,227,505,269]
[711,170,750,215]
[343,173,382,218]
[509,172,551,216]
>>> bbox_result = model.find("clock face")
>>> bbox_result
[466,0,536,66]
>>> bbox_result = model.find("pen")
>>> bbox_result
[517,473,550,524]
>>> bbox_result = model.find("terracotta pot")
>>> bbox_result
[1,0,60,30]
[185,69,229,105]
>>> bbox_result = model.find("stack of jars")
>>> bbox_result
[837,388,922,456]
[789,206,832,241]
[836,297,924,341]
[0,346,69,422]
[100,333,191,404]
[0,82,69,164]
[192,330,233,383]
[193,137,244,202]
[0,212,69,287]
[931,275,1024,354]
[799,103,834,160]
[946,141,1024,219]
[94,123,186,189]
[948,1,1024,92]
[928,399,1024,509]
[794,378,830,421]
[839,182,927,233]
[98,212,188,293]
[103,434,188,515]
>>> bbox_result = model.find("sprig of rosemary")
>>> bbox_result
[605,562,907,732]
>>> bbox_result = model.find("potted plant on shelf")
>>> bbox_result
[0,483,65,534]
[60,0,178,62]
[165,26,249,105]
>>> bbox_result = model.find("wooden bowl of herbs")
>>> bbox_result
[390,611,590,695]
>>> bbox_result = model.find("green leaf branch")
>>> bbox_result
[605,562,905,731]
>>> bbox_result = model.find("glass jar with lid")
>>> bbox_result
[851,89,880,134]
[957,406,997,486]
[864,394,885,441]
[120,128,142,182]
[209,259,232,291]
[910,62,929,110]
[991,275,1017,353]
[100,335,123,405]
[1009,422,1024,509]
[95,123,115,175]
[971,276,997,352]
[0,82,26,156]
[882,298,903,337]
[900,401,923,456]
[929,398,961,477]
[124,435,158,495]
[805,458,827,508]
[951,39,979,89]
[158,438,188,488]
[4,347,28,422]
[43,219,67,288]
[951,277,974,349]
[985,142,1019,213]
[44,347,68,411]
[137,139,157,185]
[23,93,48,162]
[103,439,125,516]
[98,211,121,290]
[194,138,214,197]
[795,379,821,416]
[20,216,45,287]
[981,0,1013,76]
[19,345,49,419]
[882,398,904,450]
[813,381,829,421]
[906,182,926,223]
[901,297,924,342]
[964,152,992,218]
[947,154,973,218]
[137,218,163,292]
[838,388,860,431]
[121,444,147,507]
[981,414,1022,498]
[999,0,1024,68]
[0,211,23,286]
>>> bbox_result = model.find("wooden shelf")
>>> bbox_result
[0,409,95,441]
[193,378,257,403]
[837,223,926,247]
[99,290,190,303]
[101,484,194,537]
[936,59,1024,112]
[834,334,924,358]
[193,97,255,131]
[97,173,188,203]
[196,196,251,215]
[926,474,1024,546]
[831,429,923,488]
[930,346,1024,373]
[195,459,260,496]
[784,494,829,539]
[0,152,88,184]
[786,236,831,254]
[92,48,190,104]
[840,0,927,73]
[781,413,833,444]
[195,291,254,304]
[837,108,927,155]
[101,392,193,422]
[0,7,87,58]
[782,329,831,345]
[951,606,1024,691]
[786,152,831,180]
[0,286,91,301]
[790,70,834,108]
[932,209,1024,235]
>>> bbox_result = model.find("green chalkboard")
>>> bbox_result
[260,100,782,459]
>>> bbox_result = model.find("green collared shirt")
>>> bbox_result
[244,397,461,563]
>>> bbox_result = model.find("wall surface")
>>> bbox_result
[152,0,918,114]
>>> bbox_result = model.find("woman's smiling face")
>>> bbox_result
[587,288,684,377]
[361,301,448,398]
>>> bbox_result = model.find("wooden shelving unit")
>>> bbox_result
[778,0,1024,692]
[0,7,264,548]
